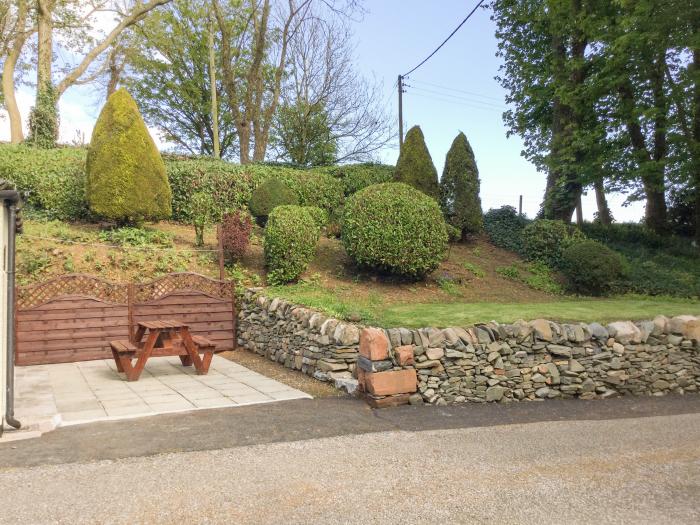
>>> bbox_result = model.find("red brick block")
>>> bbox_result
[359,328,389,361]
[395,345,415,366]
[364,369,417,396]
[364,393,410,408]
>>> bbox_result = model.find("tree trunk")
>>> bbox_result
[37,0,54,91]
[693,47,700,243]
[208,16,220,159]
[2,0,29,143]
[593,178,612,225]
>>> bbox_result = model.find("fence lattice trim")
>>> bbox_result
[17,274,129,309]
[132,272,233,303]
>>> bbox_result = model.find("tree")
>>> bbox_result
[86,88,171,223]
[394,125,439,199]
[122,0,237,158]
[440,132,483,238]
[274,101,337,165]
[2,0,172,143]
[273,15,393,164]
[213,0,360,164]
[1,0,33,143]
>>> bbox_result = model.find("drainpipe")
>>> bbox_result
[0,188,21,432]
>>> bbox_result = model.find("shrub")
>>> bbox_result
[0,144,88,220]
[394,126,439,199]
[167,159,272,223]
[483,206,528,253]
[440,132,483,237]
[264,205,320,285]
[278,170,344,214]
[445,223,462,243]
[324,163,394,196]
[190,191,216,246]
[521,219,585,268]
[304,206,329,229]
[561,240,628,295]
[86,88,171,222]
[342,182,448,279]
[220,209,253,260]
[249,178,299,224]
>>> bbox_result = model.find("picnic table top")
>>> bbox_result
[137,319,189,330]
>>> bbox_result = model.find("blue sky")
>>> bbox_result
[352,0,644,221]
[0,0,645,221]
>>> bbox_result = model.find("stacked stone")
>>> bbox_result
[237,288,360,393]
[237,287,700,407]
[356,328,417,407]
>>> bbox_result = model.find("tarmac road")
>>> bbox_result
[0,397,699,524]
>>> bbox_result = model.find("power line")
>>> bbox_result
[409,79,504,103]
[408,86,506,109]
[407,92,503,113]
[402,0,487,77]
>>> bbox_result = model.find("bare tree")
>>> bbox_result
[275,16,393,164]
[213,0,362,164]
[1,0,34,142]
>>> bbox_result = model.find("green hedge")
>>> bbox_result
[483,206,529,253]
[264,205,320,285]
[561,239,629,296]
[322,163,394,196]
[522,219,585,268]
[0,144,88,220]
[342,182,448,279]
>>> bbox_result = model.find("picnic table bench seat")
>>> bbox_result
[108,323,219,381]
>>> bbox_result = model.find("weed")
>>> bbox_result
[98,227,173,247]
[436,275,462,296]
[462,262,485,278]
[496,264,521,280]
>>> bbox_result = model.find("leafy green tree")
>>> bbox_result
[274,101,337,166]
[440,132,483,238]
[86,88,172,223]
[394,125,439,199]
[123,0,237,158]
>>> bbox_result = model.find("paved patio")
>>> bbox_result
[3,355,311,441]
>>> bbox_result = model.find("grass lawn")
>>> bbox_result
[376,296,700,328]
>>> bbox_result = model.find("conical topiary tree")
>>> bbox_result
[439,131,483,238]
[394,125,439,199]
[86,88,171,223]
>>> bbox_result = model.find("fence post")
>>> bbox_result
[231,282,237,350]
[217,223,225,281]
[127,283,134,343]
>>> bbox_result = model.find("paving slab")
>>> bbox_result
[2,355,310,442]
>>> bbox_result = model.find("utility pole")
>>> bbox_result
[398,74,404,147]
[209,12,220,159]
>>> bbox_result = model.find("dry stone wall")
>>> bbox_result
[237,288,700,407]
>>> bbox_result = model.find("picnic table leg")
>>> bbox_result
[179,355,193,367]
[111,348,125,373]
[179,328,205,374]
[199,351,214,374]
[126,330,159,381]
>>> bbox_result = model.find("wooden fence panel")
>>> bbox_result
[15,273,236,366]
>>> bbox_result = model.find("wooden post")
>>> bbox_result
[217,223,225,281]
[231,282,237,351]
[127,283,134,343]
[519,195,523,217]
[398,74,404,147]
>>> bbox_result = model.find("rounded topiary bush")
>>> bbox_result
[303,206,329,229]
[483,205,529,253]
[264,205,320,285]
[86,88,171,223]
[561,239,628,295]
[249,178,299,225]
[521,219,585,268]
[342,182,448,279]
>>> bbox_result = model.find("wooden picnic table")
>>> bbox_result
[109,319,216,381]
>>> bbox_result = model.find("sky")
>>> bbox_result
[0,0,645,221]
